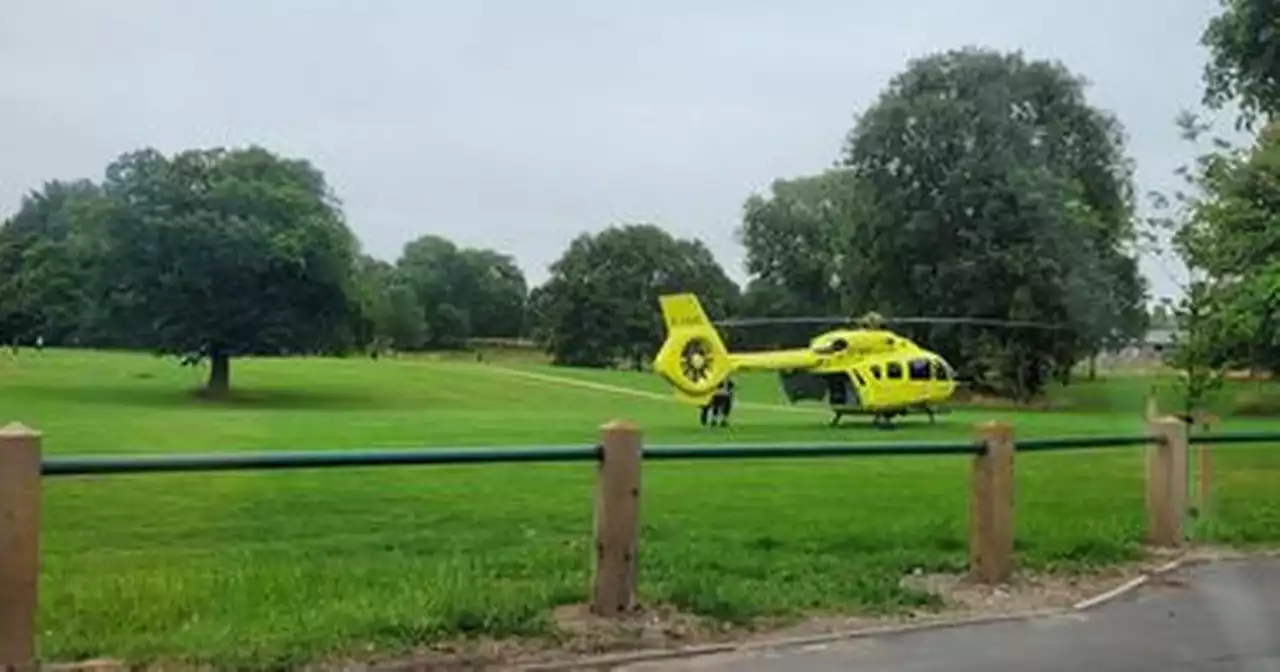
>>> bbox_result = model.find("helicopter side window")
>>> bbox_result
[932,359,951,380]
[908,358,931,381]
[870,364,882,380]
[886,362,903,379]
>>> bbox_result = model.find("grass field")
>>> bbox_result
[3,349,1280,667]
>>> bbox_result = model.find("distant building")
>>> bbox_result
[1144,327,1178,353]
[1103,326,1179,363]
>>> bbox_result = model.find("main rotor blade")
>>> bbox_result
[886,316,1072,330]
[714,316,846,327]
[713,315,1071,330]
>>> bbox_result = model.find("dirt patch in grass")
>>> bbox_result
[548,602,736,652]
[343,548,1241,670]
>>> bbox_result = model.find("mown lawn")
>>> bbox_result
[2,349,1278,667]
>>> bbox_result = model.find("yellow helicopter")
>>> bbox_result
[652,293,961,427]
[653,293,1071,426]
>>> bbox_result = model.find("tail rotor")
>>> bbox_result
[653,294,733,403]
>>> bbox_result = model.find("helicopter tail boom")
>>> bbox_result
[653,293,734,405]
[727,349,823,371]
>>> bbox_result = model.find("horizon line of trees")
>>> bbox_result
[3,0,1275,405]
[0,162,1153,392]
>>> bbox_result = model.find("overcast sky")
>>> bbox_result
[2,1,1226,302]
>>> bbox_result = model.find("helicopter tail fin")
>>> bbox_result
[653,293,734,404]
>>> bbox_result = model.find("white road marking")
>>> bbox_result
[467,364,822,415]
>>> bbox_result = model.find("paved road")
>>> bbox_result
[619,558,1280,672]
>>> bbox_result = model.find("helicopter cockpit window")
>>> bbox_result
[932,359,950,380]
[908,358,931,381]
[814,338,848,355]
[870,364,882,379]
[886,362,903,379]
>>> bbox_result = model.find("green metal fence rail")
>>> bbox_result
[644,441,981,460]
[7,419,1280,668]
[41,441,981,476]
[1009,435,1157,452]
[40,445,601,476]
[1192,431,1280,445]
[36,430,1280,478]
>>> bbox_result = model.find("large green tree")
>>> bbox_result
[838,47,1147,398]
[395,235,527,347]
[1172,122,1280,377]
[530,223,739,368]
[91,146,360,395]
[737,169,865,318]
[1156,0,1280,411]
[351,254,393,351]
[383,280,430,351]
[0,179,104,346]
[1201,0,1280,128]
[732,170,867,350]
[349,253,431,353]
[455,248,528,339]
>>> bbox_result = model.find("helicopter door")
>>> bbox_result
[779,370,827,402]
[848,370,865,407]
[824,372,860,408]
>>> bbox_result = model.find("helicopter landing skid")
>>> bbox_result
[830,406,938,429]
[829,411,899,429]
[870,413,899,430]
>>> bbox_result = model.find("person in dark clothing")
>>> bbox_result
[716,378,735,425]
[700,378,736,426]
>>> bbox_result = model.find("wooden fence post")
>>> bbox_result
[0,423,41,670]
[1146,417,1188,547]
[969,421,1014,584]
[592,420,642,616]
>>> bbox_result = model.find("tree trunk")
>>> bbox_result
[1088,353,1097,381]
[207,350,231,396]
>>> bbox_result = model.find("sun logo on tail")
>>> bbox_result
[680,337,714,383]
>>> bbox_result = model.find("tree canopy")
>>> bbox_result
[0,179,104,346]
[528,223,739,368]
[828,47,1147,397]
[395,235,528,348]
[1171,122,1280,380]
[1201,0,1280,128]
[351,254,413,353]
[737,170,864,318]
